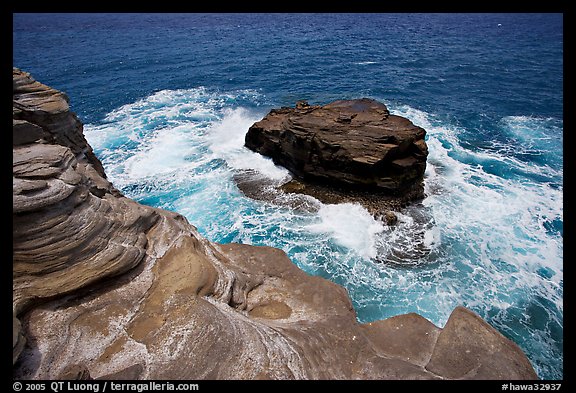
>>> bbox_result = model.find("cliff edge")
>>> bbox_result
[12,68,537,380]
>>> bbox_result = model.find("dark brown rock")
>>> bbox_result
[383,210,398,225]
[13,119,48,145]
[245,98,428,200]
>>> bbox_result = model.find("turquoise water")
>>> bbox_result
[13,13,563,379]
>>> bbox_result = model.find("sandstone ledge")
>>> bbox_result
[12,68,537,380]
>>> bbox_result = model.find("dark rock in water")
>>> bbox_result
[245,98,428,201]
[233,170,320,214]
[383,210,398,225]
[244,99,428,227]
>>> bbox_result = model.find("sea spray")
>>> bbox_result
[306,203,385,260]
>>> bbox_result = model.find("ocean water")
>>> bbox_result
[13,13,563,380]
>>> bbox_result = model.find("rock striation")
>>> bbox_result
[245,99,428,203]
[12,68,537,380]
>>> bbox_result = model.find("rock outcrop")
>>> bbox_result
[12,68,537,380]
[245,99,428,204]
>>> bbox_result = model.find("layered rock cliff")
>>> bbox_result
[12,68,538,380]
[245,99,428,202]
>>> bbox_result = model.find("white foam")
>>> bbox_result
[122,124,203,179]
[395,105,563,296]
[84,87,268,191]
[423,226,440,248]
[346,103,564,336]
[501,115,563,169]
[306,203,385,259]
[503,115,562,141]
[206,108,290,182]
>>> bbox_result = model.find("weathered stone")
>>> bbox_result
[425,306,538,379]
[383,210,398,225]
[362,313,441,367]
[13,119,48,145]
[245,98,428,201]
[13,68,106,177]
[98,364,144,380]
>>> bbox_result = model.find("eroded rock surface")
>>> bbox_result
[12,68,537,380]
[245,99,428,203]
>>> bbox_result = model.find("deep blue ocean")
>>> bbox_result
[13,13,563,380]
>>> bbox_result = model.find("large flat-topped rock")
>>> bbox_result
[245,98,428,199]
